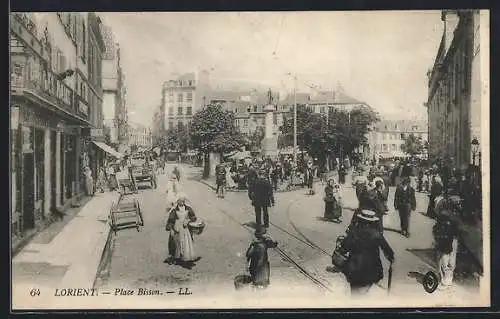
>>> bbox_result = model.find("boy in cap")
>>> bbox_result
[245,230,278,289]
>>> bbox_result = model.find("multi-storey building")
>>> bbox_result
[10,12,95,243]
[366,119,428,160]
[100,23,128,153]
[426,10,482,169]
[128,123,152,149]
[162,70,210,131]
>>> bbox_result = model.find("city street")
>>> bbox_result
[94,164,482,308]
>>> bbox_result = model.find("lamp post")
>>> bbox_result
[471,138,480,166]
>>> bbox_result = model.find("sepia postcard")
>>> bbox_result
[10,10,490,310]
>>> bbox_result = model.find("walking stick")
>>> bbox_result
[387,262,393,294]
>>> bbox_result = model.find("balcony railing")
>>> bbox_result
[10,15,76,116]
[11,54,75,114]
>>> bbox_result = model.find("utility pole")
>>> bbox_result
[293,73,297,163]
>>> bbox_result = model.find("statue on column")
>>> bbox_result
[267,88,274,105]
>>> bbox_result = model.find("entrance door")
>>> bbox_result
[22,152,35,230]
[50,130,57,210]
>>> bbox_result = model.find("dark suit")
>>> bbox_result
[394,185,417,234]
[249,178,275,230]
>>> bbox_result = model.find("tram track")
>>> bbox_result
[198,182,336,293]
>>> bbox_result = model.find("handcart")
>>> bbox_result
[109,195,144,234]
[118,177,138,195]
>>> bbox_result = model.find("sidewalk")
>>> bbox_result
[12,191,120,305]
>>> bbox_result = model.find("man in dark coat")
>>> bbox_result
[342,209,394,295]
[248,169,275,233]
[394,177,417,238]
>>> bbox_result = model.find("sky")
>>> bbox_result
[99,11,443,126]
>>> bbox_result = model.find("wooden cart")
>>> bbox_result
[109,195,144,234]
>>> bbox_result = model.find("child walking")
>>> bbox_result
[245,230,278,289]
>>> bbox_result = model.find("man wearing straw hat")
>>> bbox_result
[342,209,394,296]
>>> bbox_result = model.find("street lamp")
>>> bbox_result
[471,138,480,166]
[286,72,298,163]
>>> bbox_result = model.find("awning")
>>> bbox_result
[92,141,123,158]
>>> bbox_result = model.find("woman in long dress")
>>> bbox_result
[165,176,179,212]
[165,194,198,265]
[225,164,237,189]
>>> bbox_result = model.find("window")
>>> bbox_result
[81,21,86,60]
[178,121,184,129]
[382,144,388,152]
[253,105,257,112]
[178,107,183,115]
[188,80,193,86]
[244,119,248,126]
[168,107,174,115]
[177,93,183,102]
[187,92,193,101]
[391,144,397,151]
[400,133,405,139]
[186,107,192,115]
[395,124,398,130]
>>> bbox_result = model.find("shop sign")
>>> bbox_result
[20,106,56,130]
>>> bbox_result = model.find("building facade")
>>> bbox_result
[162,71,210,131]
[128,123,153,149]
[101,24,128,152]
[426,10,482,169]
[10,12,94,243]
[367,119,428,160]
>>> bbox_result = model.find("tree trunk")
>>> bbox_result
[203,152,210,179]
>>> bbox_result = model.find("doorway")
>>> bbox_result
[22,153,35,230]
[50,130,57,210]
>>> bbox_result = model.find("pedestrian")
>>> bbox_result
[432,208,460,290]
[165,194,199,267]
[215,163,226,198]
[324,179,342,223]
[427,175,443,218]
[246,163,258,190]
[84,166,94,196]
[338,164,347,185]
[305,160,315,195]
[341,209,395,296]
[248,169,275,234]
[173,164,182,182]
[106,163,117,191]
[95,166,106,193]
[245,230,278,289]
[394,177,417,238]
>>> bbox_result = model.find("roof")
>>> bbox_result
[282,92,310,105]
[177,73,195,81]
[210,90,253,102]
[282,90,364,105]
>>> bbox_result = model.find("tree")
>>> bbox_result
[401,133,424,156]
[327,105,379,159]
[190,104,245,177]
[279,105,329,163]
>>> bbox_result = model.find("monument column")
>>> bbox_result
[261,89,278,158]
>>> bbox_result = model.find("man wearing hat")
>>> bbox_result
[394,176,417,238]
[248,168,275,233]
[342,209,394,295]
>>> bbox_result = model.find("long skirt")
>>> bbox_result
[169,227,196,262]
[250,261,270,287]
[324,201,341,220]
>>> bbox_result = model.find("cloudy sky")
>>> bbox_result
[99,11,443,126]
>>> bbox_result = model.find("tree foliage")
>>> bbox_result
[164,125,191,152]
[401,133,424,156]
[189,104,245,154]
[279,104,379,160]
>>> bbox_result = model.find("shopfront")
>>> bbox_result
[11,100,82,239]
